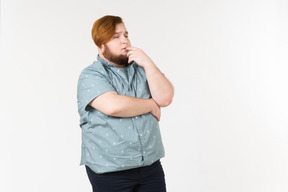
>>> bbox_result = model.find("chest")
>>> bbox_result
[106,67,151,98]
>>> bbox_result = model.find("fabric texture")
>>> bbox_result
[77,56,165,173]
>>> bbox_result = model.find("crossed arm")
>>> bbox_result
[89,47,174,120]
[89,92,161,120]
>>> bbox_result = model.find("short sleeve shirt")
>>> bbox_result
[77,56,165,173]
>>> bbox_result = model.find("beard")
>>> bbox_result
[102,45,129,67]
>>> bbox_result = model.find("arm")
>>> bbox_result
[127,47,174,107]
[89,91,161,120]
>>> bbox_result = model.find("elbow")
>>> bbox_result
[160,98,173,107]
[161,87,174,107]
[104,106,122,116]
[157,94,174,107]
[104,102,128,117]
[88,92,123,116]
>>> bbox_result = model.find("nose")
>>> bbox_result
[121,36,128,44]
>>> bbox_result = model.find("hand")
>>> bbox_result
[149,98,161,121]
[126,47,154,68]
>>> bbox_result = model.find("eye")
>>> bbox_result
[113,35,119,39]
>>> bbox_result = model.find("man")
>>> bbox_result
[77,15,174,192]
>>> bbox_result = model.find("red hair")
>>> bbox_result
[91,15,123,48]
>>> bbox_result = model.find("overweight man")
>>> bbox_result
[77,15,174,192]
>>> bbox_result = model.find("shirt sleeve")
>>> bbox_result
[77,66,116,112]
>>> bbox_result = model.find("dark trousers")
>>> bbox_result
[85,160,166,192]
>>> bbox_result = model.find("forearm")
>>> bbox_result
[89,92,159,118]
[126,47,174,107]
[109,95,155,117]
[144,63,174,107]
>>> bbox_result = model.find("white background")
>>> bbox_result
[1,0,288,191]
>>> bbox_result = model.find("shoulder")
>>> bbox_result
[79,61,108,78]
[82,61,104,73]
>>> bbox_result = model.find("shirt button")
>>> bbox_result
[135,117,138,119]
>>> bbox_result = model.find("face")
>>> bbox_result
[100,23,131,68]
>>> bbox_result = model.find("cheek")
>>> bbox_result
[105,44,118,54]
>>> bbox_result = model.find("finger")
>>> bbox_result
[127,51,133,57]
[128,56,134,63]
[126,47,137,51]
[154,114,160,121]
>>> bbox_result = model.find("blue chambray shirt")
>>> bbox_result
[77,55,165,174]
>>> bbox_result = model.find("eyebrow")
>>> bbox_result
[114,31,129,35]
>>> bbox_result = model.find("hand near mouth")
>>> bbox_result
[126,47,154,68]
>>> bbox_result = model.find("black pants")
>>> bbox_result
[85,160,166,192]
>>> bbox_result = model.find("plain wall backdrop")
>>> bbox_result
[1,0,288,191]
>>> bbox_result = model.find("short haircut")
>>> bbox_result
[91,15,123,48]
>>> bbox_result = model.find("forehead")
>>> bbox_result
[115,23,128,33]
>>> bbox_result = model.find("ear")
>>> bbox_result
[99,44,105,53]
